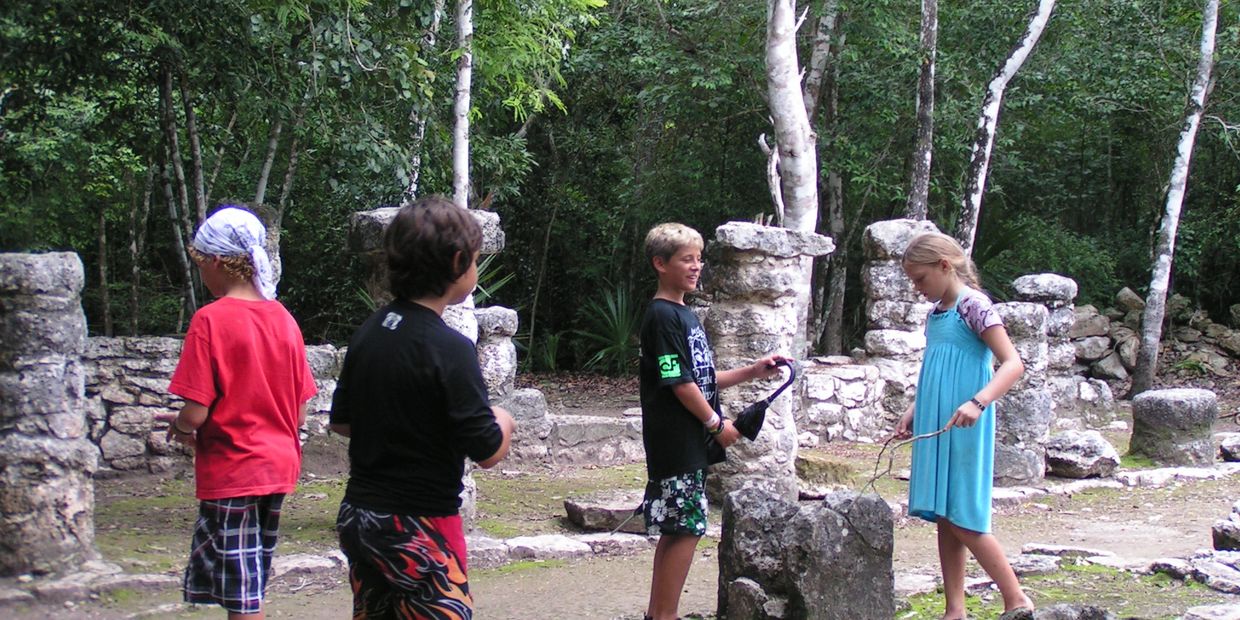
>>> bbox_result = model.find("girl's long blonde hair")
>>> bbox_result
[903,232,982,290]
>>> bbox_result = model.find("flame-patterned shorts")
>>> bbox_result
[336,500,472,620]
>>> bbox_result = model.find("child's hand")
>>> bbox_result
[716,419,741,448]
[947,400,983,430]
[157,411,196,447]
[894,408,914,440]
[752,354,790,380]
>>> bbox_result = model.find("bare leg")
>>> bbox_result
[229,611,264,620]
[646,534,700,620]
[937,519,968,620]
[941,520,1033,611]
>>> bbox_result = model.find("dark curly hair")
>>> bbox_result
[385,195,483,301]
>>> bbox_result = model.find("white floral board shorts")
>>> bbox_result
[642,469,708,537]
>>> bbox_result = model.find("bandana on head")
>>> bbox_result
[191,206,277,300]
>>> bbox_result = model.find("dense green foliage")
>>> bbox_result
[3,0,1239,365]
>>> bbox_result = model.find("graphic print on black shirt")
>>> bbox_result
[639,299,718,479]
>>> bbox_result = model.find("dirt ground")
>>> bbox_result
[7,370,1240,619]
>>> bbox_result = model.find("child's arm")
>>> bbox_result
[894,403,915,439]
[717,354,788,390]
[165,400,208,446]
[476,406,516,469]
[671,383,741,447]
[948,325,1025,429]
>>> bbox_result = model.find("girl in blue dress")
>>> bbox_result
[894,232,1034,619]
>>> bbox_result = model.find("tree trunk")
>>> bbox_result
[802,0,840,125]
[955,0,1055,254]
[453,0,474,208]
[802,0,842,351]
[163,155,197,320]
[405,0,446,203]
[130,163,154,335]
[905,0,937,221]
[528,201,559,356]
[205,108,238,206]
[179,71,206,224]
[767,0,820,358]
[159,65,193,244]
[98,202,112,336]
[254,116,284,207]
[1130,0,1219,395]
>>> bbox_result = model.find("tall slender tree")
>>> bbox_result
[955,0,1055,254]
[1130,0,1219,395]
[905,0,937,221]
[453,0,474,208]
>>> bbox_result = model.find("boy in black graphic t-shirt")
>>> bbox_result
[329,196,516,619]
[638,223,786,620]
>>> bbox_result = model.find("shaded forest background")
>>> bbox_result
[3,0,1239,372]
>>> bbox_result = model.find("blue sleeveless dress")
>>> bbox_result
[907,296,996,533]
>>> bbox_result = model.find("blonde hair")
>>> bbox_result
[903,232,982,290]
[644,223,704,265]
[187,247,256,282]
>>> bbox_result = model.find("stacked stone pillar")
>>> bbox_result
[704,223,833,502]
[0,253,100,575]
[992,301,1052,486]
[859,220,940,418]
[1013,274,1116,429]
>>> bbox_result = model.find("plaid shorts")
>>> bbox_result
[643,469,708,537]
[183,494,285,614]
[336,500,473,619]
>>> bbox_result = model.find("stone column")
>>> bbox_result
[475,306,518,398]
[992,301,1051,486]
[1014,274,1116,430]
[859,219,940,418]
[1130,388,1217,466]
[0,253,99,575]
[705,223,833,502]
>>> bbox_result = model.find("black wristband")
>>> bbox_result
[969,397,985,411]
[172,421,195,435]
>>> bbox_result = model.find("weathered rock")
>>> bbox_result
[563,490,645,534]
[1013,274,1078,308]
[1130,388,1217,467]
[1116,337,1139,370]
[1045,430,1121,479]
[1214,501,1240,551]
[505,535,592,560]
[475,306,519,397]
[574,532,652,556]
[466,536,510,570]
[1167,293,1194,323]
[862,261,921,305]
[1090,352,1129,381]
[0,253,99,577]
[1184,603,1240,620]
[1069,306,1110,339]
[1021,543,1115,558]
[548,414,643,465]
[860,219,940,261]
[1115,287,1146,313]
[1008,553,1060,576]
[1073,337,1111,362]
[1175,326,1204,343]
[1221,433,1240,462]
[718,488,893,620]
[864,329,926,357]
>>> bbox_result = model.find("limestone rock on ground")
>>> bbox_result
[1045,430,1121,479]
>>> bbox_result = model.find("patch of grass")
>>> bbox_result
[476,558,567,576]
[280,478,347,552]
[901,562,1234,619]
[474,463,647,537]
[477,518,523,539]
[1121,452,1159,469]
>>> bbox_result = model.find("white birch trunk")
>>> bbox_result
[130,163,154,335]
[905,0,937,221]
[254,117,283,206]
[1131,0,1219,395]
[452,0,474,208]
[802,0,839,125]
[955,0,1055,254]
[179,72,206,224]
[767,0,820,358]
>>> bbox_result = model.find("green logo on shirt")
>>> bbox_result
[658,354,681,379]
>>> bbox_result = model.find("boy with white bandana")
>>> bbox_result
[164,206,316,620]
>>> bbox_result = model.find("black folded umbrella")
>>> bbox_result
[706,359,799,464]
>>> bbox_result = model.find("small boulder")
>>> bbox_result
[1045,430,1121,479]
[1115,287,1146,313]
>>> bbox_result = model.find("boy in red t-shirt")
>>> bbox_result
[164,206,317,620]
